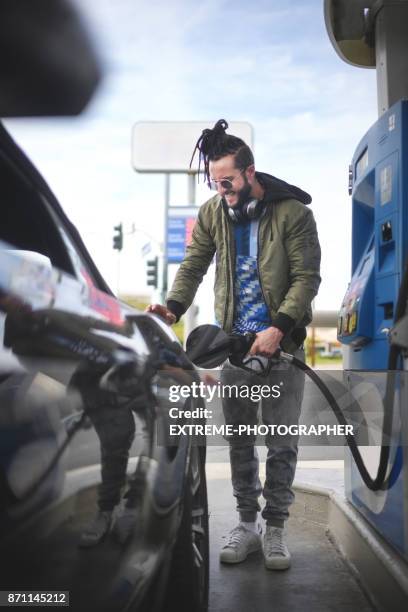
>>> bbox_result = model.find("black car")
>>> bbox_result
[0,118,209,611]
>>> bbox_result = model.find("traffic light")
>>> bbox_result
[113,223,123,251]
[146,256,159,289]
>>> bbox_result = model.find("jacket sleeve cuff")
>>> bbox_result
[270,312,296,335]
[166,300,186,323]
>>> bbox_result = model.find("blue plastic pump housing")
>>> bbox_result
[338,99,408,559]
[339,99,408,369]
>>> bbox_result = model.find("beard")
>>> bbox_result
[226,175,252,209]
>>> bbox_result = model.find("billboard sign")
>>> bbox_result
[132,121,253,173]
[167,207,198,263]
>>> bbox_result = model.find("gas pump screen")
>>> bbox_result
[356,148,368,179]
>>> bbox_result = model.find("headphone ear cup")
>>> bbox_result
[243,199,262,220]
[223,198,262,222]
[223,199,240,223]
[228,207,241,223]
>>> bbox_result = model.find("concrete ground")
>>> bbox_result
[206,460,375,612]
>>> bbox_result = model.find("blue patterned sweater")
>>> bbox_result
[231,219,272,334]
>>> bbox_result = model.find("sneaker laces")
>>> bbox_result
[264,528,286,556]
[224,525,248,549]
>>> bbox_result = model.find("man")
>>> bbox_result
[148,119,321,569]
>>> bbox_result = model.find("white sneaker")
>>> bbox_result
[219,524,262,564]
[78,510,113,548]
[263,526,291,570]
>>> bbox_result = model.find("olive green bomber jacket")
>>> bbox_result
[167,175,321,353]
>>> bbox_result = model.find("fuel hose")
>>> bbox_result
[186,258,408,492]
[277,349,397,491]
[279,256,408,491]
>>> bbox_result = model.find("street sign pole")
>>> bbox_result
[162,173,170,303]
[183,172,198,345]
[187,172,196,205]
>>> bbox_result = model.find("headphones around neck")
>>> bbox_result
[224,198,264,223]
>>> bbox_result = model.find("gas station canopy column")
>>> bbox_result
[324,0,408,114]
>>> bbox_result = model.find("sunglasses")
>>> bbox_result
[209,168,246,191]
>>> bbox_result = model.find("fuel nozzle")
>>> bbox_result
[186,325,286,377]
[229,331,257,360]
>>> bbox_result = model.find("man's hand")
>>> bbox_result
[145,304,177,326]
[248,326,284,358]
[0,292,32,315]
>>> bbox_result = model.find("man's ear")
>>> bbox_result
[246,164,256,181]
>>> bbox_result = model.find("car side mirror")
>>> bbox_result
[0,0,102,117]
[0,247,54,310]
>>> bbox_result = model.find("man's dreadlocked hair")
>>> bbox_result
[190,119,254,187]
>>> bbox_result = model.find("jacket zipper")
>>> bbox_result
[222,215,234,330]
[257,212,269,317]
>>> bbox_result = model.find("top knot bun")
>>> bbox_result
[190,118,251,187]
[212,119,228,134]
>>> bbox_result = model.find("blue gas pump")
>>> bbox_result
[325,0,408,560]
[338,101,408,368]
[338,100,408,558]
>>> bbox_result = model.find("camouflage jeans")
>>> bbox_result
[220,349,305,527]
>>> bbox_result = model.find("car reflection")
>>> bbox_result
[0,267,208,611]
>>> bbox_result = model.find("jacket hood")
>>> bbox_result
[256,171,312,205]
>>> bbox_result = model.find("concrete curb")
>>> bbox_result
[293,482,408,611]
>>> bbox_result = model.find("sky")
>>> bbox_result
[4,0,378,320]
